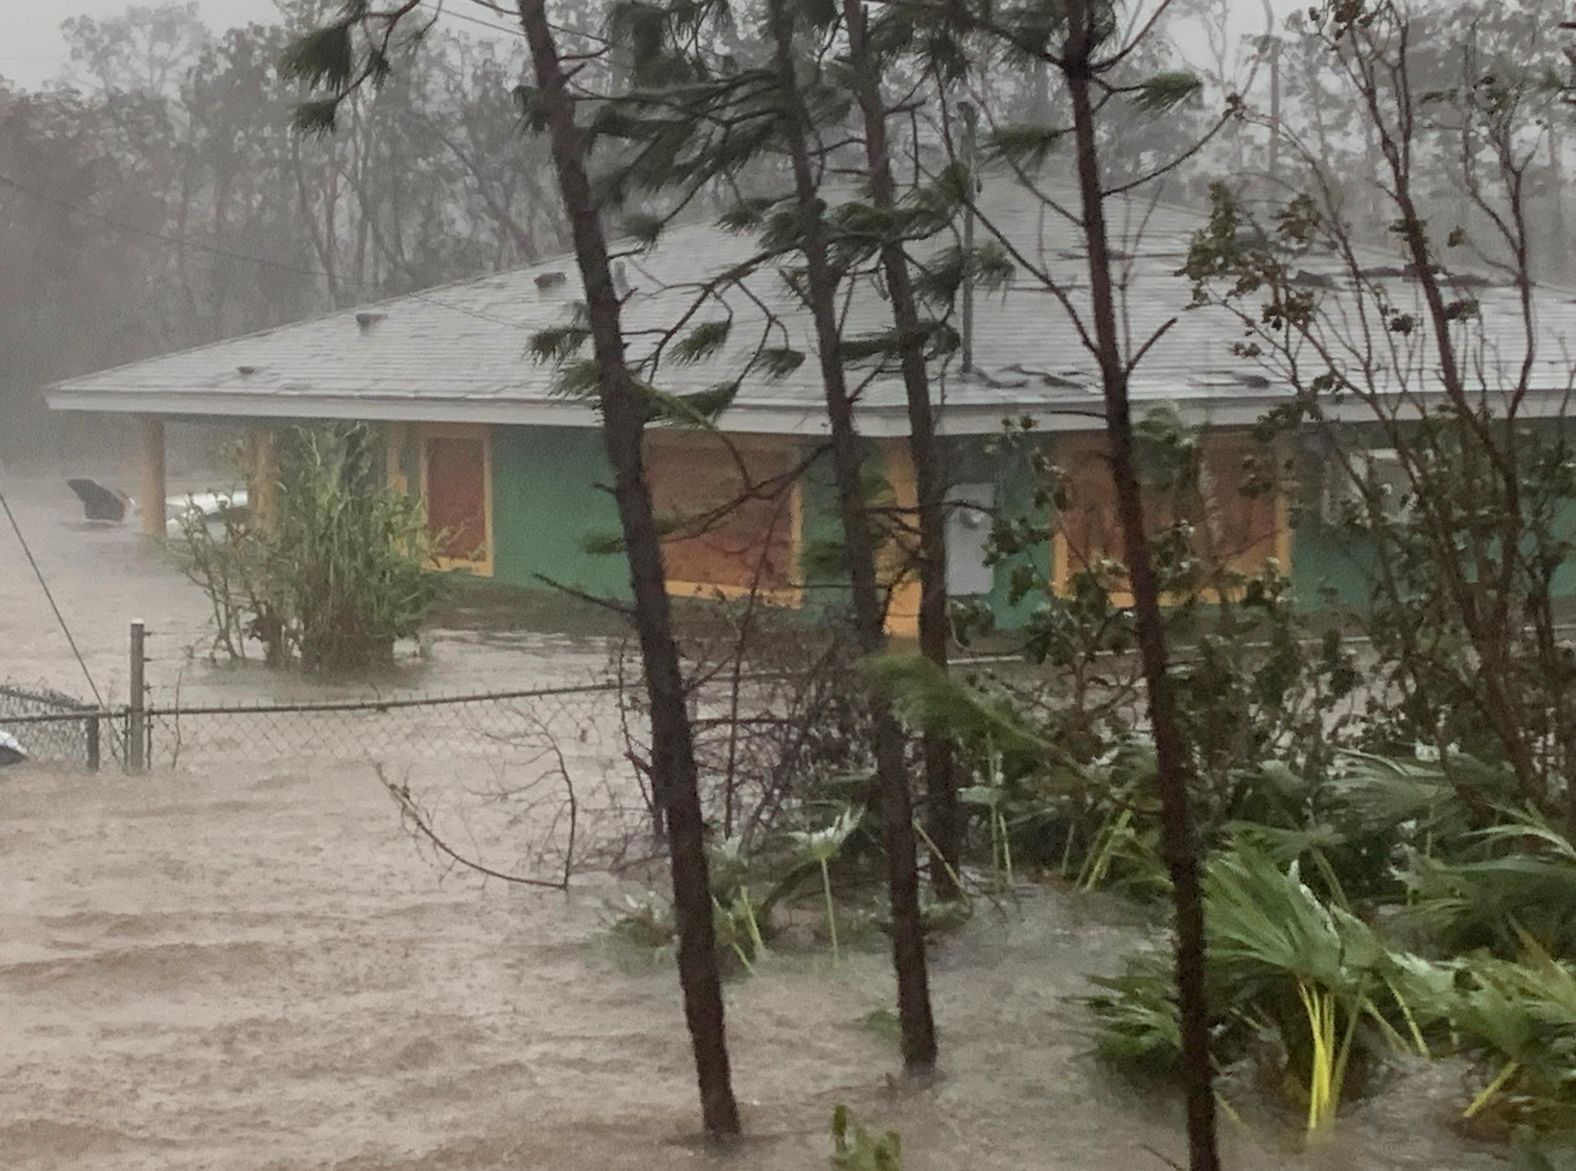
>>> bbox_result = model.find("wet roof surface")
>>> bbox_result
[48,182,1576,434]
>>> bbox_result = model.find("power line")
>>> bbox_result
[421,0,615,47]
[0,171,529,331]
[0,483,105,709]
[423,1,526,39]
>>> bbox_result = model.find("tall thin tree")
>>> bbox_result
[761,0,939,1069]
[279,0,742,1136]
[1061,1,1218,1163]
[842,0,962,896]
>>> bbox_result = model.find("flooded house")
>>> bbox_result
[43,185,1576,630]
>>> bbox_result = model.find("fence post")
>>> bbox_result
[84,711,100,773]
[128,620,146,773]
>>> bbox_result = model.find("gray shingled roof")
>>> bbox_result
[46,182,1576,436]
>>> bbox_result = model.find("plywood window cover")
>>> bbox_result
[647,432,804,607]
[1049,433,1291,607]
[418,421,494,577]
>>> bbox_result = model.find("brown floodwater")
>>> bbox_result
[0,469,1513,1170]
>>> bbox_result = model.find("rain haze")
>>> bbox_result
[3,1,1576,1170]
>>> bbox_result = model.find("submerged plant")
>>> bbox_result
[1089,845,1444,1135]
[175,424,445,672]
[830,1105,902,1171]
[792,807,861,964]
[608,892,676,959]
[707,835,770,973]
[960,738,1014,889]
[1450,932,1576,1130]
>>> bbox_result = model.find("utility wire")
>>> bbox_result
[421,0,616,47]
[423,0,527,39]
[0,483,105,708]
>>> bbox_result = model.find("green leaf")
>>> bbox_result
[717,197,775,232]
[290,98,343,136]
[621,211,666,248]
[279,22,355,92]
[668,382,738,422]
[988,123,1065,169]
[643,381,738,427]
[1130,71,1203,113]
[672,319,733,364]
[529,325,591,364]
[553,358,602,399]
[840,332,898,363]
[751,346,806,379]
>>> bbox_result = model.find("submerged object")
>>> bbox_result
[0,729,26,767]
[165,489,250,541]
[66,478,134,523]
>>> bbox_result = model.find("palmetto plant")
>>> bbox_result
[176,425,444,672]
[1204,849,1390,1133]
[1090,845,1442,1134]
[1398,815,1576,960]
[1449,933,1576,1128]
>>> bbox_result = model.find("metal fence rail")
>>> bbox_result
[138,681,649,879]
[0,683,106,770]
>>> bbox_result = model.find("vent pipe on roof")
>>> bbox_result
[959,99,979,375]
[535,271,568,295]
[355,311,386,333]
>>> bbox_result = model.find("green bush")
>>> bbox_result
[178,424,446,672]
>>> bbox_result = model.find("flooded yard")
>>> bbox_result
[0,470,1511,1170]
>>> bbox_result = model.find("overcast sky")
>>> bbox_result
[0,0,1297,90]
[0,1,273,86]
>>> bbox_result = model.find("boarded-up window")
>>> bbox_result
[646,437,798,596]
[425,434,489,563]
[1055,433,1282,593]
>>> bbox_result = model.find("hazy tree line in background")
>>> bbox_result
[0,0,575,455]
[6,0,1572,460]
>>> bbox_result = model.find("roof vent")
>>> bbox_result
[355,311,386,333]
[612,260,628,297]
[535,271,568,294]
[237,365,258,376]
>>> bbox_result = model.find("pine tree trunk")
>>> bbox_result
[764,0,938,1071]
[1063,4,1218,1168]
[842,0,961,899]
[514,0,741,1137]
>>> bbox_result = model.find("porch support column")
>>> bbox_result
[138,416,165,539]
[247,426,278,531]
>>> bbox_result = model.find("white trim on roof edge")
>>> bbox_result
[45,386,1576,436]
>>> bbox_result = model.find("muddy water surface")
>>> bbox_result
[0,470,1512,1169]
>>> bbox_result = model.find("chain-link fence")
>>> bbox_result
[0,682,109,770]
[140,682,650,882]
[2,639,982,886]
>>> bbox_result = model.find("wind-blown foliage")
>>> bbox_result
[178,425,444,672]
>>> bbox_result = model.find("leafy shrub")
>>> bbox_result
[178,425,445,672]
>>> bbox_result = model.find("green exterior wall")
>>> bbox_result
[490,425,629,599]
[479,421,1576,629]
[796,443,853,614]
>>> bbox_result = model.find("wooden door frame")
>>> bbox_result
[417,421,494,577]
